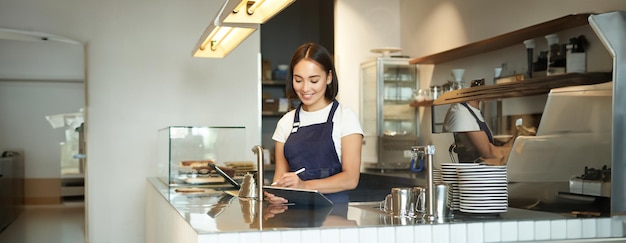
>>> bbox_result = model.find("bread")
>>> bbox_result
[175,188,206,193]
[180,160,214,167]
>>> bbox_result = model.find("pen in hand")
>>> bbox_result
[271,168,305,186]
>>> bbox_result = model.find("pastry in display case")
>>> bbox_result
[157,126,253,188]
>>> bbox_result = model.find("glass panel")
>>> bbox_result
[360,61,378,163]
[157,126,247,187]
[360,58,419,168]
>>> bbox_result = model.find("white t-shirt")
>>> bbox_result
[272,102,363,162]
[443,103,484,133]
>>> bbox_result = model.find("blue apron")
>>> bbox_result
[454,102,494,162]
[283,100,348,203]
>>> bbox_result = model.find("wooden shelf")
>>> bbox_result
[409,13,591,65]
[262,80,287,86]
[432,72,612,105]
[409,100,434,107]
[262,111,286,117]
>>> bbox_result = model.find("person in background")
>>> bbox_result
[443,79,510,165]
[265,43,364,204]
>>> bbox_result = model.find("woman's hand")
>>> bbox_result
[263,204,288,220]
[480,146,512,166]
[264,191,288,204]
[271,171,305,189]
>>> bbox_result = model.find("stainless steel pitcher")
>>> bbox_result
[385,187,415,217]
[414,186,427,213]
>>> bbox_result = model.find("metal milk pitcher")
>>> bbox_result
[414,186,427,213]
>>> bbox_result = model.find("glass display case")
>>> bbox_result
[157,126,253,187]
[360,57,419,169]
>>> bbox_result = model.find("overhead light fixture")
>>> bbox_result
[192,19,258,58]
[193,0,293,58]
[219,0,296,24]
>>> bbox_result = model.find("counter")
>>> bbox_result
[146,178,626,243]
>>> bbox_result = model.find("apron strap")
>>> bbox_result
[326,100,339,123]
[460,102,494,144]
[291,103,302,133]
[291,100,339,133]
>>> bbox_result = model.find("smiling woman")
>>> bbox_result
[265,43,364,206]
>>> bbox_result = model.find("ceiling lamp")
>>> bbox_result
[192,19,258,58]
[219,0,296,24]
[193,0,294,58]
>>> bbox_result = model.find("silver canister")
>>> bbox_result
[434,183,451,219]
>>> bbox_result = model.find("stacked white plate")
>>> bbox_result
[432,169,443,184]
[457,165,508,214]
[439,163,481,211]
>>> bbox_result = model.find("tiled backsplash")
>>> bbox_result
[198,217,626,243]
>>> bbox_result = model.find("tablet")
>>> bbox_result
[207,163,240,189]
[263,186,333,207]
[260,204,334,229]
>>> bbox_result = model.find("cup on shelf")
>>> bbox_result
[451,81,464,90]
[430,86,442,99]
[451,69,465,82]
[413,89,432,102]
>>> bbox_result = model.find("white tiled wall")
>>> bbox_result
[192,217,626,243]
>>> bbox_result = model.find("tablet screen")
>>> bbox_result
[258,204,334,229]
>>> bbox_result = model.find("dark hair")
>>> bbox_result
[286,43,339,101]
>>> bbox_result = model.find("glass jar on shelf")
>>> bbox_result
[413,89,432,102]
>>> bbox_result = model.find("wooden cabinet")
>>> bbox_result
[261,80,289,117]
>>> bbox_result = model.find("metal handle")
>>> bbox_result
[251,145,264,202]
[411,145,437,221]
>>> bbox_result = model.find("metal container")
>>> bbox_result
[434,183,451,219]
[430,85,442,100]
[413,186,427,213]
[381,187,415,217]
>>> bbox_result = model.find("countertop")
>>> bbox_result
[150,178,569,234]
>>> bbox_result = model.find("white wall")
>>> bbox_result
[0,0,261,242]
[0,38,84,81]
[334,0,402,117]
[400,0,626,58]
